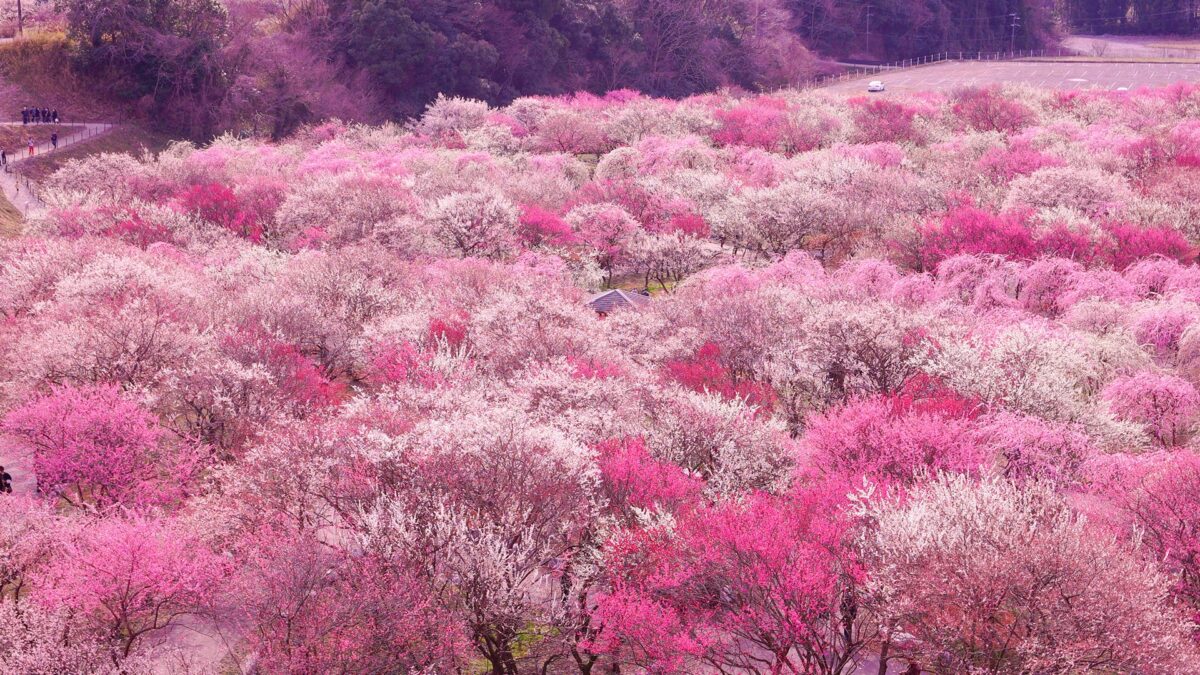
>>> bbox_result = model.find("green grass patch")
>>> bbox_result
[15,125,178,182]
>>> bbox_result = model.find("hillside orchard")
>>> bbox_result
[5,84,1200,672]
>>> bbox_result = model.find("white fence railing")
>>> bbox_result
[808,48,1079,87]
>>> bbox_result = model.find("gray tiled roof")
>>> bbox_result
[586,289,649,313]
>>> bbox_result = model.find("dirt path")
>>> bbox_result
[1063,35,1200,59]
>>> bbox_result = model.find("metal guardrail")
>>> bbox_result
[0,122,118,210]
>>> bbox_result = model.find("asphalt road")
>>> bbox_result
[821,60,1200,95]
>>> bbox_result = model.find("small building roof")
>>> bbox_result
[586,289,649,314]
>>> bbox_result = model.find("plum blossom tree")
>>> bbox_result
[1089,451,1200,626]
[427,190,520,260]
[34,517,227,661]
[2,384,200,510]
[596,436,703,521]
[643,386,794,496]
[357,409,602,674]
[720,181,844,258]
[802,396,982,483]
[951,86,1034,133]
[234,532,467,673]
[849,98,923,144]
[592,482,870,675]
[0,602,138,674]
[566,203,640,286]
[970,412,1095,484]
[1102,371,1200,447]
[856,474,1198,674]
[0,496,60,601]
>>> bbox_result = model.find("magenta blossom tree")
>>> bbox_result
[2,384,200,510]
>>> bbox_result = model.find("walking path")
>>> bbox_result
[0,121,116,219]
[0,121,116,496]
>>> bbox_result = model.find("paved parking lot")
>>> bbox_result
[821,60,1200,94]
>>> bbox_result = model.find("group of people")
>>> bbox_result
[0,131,60,166]
[21,106,59,125]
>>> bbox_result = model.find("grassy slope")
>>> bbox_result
[14,125,177,181]
[0,34,181,183]
[0,124,83,151]
[0,188,22,237]
[0,32,127,122]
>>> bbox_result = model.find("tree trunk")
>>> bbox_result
[877,634,891,675]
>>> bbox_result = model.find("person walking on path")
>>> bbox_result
[2,148,7,168]
[27,137,35,157]
[51,132,58,150]
[0,466,12,494]
[52,109,59,124]
[21,107,27,125]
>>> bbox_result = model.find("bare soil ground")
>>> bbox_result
[820,60,1200,94]
[1063,35,1200,59]
[0,186,21,236]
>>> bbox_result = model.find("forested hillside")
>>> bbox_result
[21,0,1059,138]
[1061,0,1200,34]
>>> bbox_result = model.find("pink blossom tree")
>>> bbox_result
[858,474,1198,673]
[951,86,1034,133]
[2,384,199,510]
[593,482,870,674]
[802,397,982,483]
[849,98,923,144]
[34,517,227,660]
[234,532,468,672]
[1102,371,1200,447]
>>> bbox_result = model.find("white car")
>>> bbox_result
[867,80,886,92]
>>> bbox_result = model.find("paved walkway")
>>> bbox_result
[0,122,116,495]
[0,122,116,219]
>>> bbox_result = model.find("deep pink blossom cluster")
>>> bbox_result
[3,84,1200,672]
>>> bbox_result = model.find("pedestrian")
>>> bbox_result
[52,109,59,124]
[27,137,34,157]
[32,107,39,124]
[51,132,58,150]
[20,107,27,125]
[42,107,49,123]
[0,466,11,494]
[2,148,7,167]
